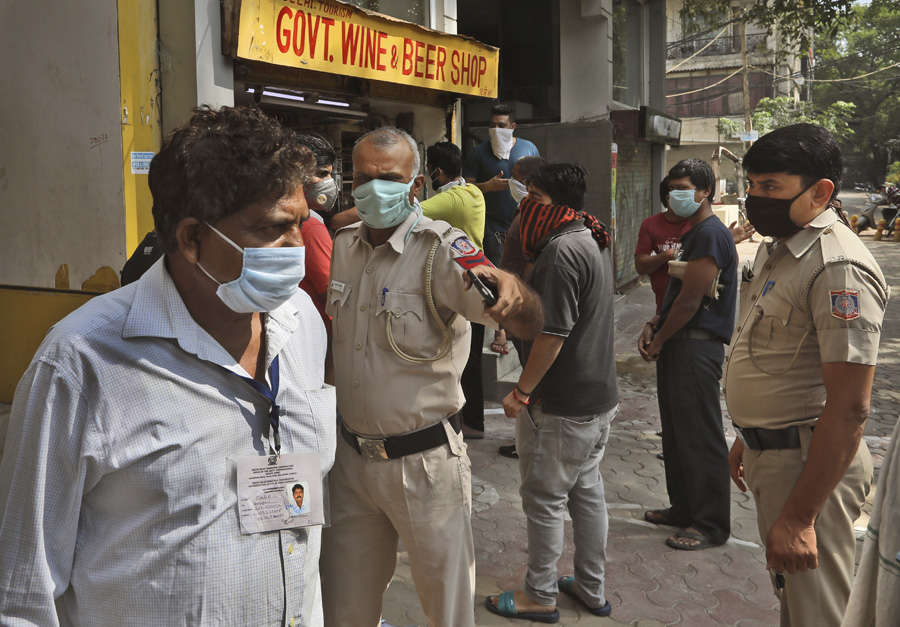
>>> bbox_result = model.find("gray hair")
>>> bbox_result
[353,127,421,180]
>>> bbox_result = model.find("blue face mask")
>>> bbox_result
[352,178,416,229]
[668,189,704,217]
[197,223,306,313]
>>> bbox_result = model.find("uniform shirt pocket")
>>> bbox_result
[376,290,426,351]
[747,298,815,375]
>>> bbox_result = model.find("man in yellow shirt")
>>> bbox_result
[424,141,486,249]
[425,141,489,438]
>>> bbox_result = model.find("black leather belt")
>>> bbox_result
[341,413,462,460]
[671,328,721,342]
[737,424,814,450]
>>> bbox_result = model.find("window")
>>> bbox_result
[346,0,430,27]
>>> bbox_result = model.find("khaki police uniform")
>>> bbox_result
[321,209,496,627]
[725,209,889,627]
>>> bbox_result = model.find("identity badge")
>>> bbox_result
[236,452,324,534]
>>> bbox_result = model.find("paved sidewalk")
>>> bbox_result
[382,236,900,626]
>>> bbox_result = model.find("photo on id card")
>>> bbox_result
[236,452,324,534]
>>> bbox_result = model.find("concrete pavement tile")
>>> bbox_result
[708,589,779,625]
[608,586,680,625]
[669,600,719,626]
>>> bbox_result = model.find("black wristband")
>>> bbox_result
[515,385,531,398]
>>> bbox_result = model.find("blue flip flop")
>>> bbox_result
[557,576,612,617]
[485,591,559,623]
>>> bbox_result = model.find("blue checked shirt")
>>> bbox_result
[0,258,336,626]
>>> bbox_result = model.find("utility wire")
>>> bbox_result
[666,22,732,73]
[752,61,900,83]
[666,67,744,98]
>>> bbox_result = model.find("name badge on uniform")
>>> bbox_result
[236,452,324,534]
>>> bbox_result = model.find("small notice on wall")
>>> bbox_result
[130,152,154,174]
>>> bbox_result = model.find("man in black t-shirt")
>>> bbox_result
[638,159,737,551]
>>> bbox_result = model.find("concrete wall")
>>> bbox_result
[559,0,613,122]
[0,0,126,288]
[158,0,235,137]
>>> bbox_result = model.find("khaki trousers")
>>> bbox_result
[320,434,475,627]
[743,427,873,627]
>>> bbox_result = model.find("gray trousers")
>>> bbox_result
[516,403,617,607]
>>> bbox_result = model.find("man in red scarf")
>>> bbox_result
[486,163,618,622]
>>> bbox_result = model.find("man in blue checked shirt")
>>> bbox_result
[0,106,336,626]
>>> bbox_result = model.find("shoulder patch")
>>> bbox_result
[830,289,860,320]
[450,236,478,257]
[449,236,492,270]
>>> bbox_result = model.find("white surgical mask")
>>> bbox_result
[489,127,515,160]
[668,189,703,218]
[197,223,306,313]
[508,178,528,204]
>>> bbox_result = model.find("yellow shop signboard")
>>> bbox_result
[236,0,499,98]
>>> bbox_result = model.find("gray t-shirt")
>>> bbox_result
[523,222,619,416]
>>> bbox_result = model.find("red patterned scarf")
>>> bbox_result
[519,196,610,260]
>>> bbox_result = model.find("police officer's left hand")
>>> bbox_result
[765,515,818,574]
[466,265,525,320]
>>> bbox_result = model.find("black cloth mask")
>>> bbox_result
[429,169,442,191]
[745,183,816,238]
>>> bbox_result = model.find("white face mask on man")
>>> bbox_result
[489,127,515,160]
[197,223,306,313]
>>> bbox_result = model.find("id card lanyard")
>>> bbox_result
[237,356,282,455]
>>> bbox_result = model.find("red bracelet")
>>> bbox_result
[513,387,532,405]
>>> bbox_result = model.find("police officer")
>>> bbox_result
[725,124,889,627]
[320,127,542,627]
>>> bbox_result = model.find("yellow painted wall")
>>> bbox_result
[118,0,162,255]
[0,287,99,403]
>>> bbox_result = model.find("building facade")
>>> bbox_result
[664,0,801,196]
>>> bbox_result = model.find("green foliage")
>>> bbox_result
[681,0,855,48]
[887,162,900,185]
[813,1,900,184]
[717,97,856,142]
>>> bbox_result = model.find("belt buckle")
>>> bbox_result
[357,436,389,460]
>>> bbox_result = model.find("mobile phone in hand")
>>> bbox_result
[466,270,498,307]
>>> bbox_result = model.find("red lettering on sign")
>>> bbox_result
[276,7,293,54]
[450,49,460,83]
[478,56,486,86]
[402,38,413,75]
[460,51,470,85]
[322,17,335,59]
[436,46,446,81]
[292,10,306,57]
[306,15,321,59]
[364,27,377,68]
[341,22,361,65]
[376,31,387,71]
[425,43,436,79]
[414,40,425,77]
